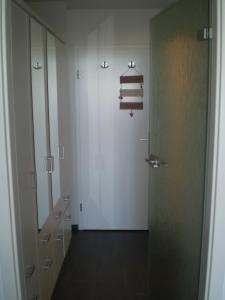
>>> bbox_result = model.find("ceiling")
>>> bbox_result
[26,0,178,9]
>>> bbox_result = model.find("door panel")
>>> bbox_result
[12,5,39,299]
[148,0,209,299]
[77,46,149,230]
[47,33,61,207]
[31,19,51,229]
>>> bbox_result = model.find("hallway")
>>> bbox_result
[52,231,149,300]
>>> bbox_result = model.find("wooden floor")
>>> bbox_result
[52,231,149,300]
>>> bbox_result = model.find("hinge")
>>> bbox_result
[77,70,80,80]
[80,203,82,212]
[197,27,213,41]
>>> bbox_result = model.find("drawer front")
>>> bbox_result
[25,267,40,300]
[38,229,53,300]
[63,205,72,255]
[52,219,64,287]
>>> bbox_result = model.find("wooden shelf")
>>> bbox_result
[120,75,144,84]
[120,89,143,97]
[120,102,143,110]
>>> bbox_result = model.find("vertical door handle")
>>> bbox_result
[46,156,54,173]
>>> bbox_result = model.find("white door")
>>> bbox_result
[75,46,149,230]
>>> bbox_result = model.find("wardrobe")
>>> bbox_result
[11,2,72,299]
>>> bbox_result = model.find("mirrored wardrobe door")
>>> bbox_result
[31,19,51,229]
[47,33,61,207]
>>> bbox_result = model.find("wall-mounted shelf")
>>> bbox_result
[120,75,144,84]
[120,89,143,97]
[120,102,143,110]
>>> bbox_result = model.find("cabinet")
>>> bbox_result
[63,203,72,255]
[37,198,71,300]
[12,4,39,300]
[11,3,72,300]
[30,18,72,300]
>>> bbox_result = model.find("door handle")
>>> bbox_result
[145,154,168,168]
[46,156,54,174]
[41,258,53,270]
[25,264,36,279]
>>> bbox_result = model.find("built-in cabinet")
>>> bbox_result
[11,3,72,300]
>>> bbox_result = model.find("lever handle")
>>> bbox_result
[145,154,168,168]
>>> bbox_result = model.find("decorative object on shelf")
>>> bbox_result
[119,63,144,117]
[101,61,109,69]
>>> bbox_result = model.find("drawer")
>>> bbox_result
[63,205,72,255]
[38,229,53,300]
[52,219,64,287]
[24,264,39,300]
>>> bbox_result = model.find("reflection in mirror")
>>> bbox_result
[30,19,50,229]
[47,33,61,207]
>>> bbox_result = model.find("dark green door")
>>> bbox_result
[148,0,209,299]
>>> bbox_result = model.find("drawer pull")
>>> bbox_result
[41,258,53,270]
[55,233,63,241]
[64,214,72,221]
[30,296,39,300]
[25,265,35,279]
[63,195,70,202]
[55,211,62,220]
[40,233,51,244]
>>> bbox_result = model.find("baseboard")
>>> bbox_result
[72,224,79,232]
[81,229,149,232]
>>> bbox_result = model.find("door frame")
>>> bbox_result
[199,0,225,299]
[1,0,225,299]
[0,0,23,299]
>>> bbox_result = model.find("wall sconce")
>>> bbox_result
[101,61,109,69]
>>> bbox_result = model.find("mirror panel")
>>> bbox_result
[47,33,61,207]
[30,19,50,229]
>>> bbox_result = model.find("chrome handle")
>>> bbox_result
[145,154,168,168]
[25,265,36,279]
[41,258,53,270]
[46,156,54,174]
[40,233,51,244]
[63,195,70,202]
[55,211,62,220]
[139,138,149,142]
[30,296,39,300]
[54,233,63,241]
[64,214,72,221]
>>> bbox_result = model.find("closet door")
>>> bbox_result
[31,19,52,229]
[12,5,39,299]
[47,33,61,207]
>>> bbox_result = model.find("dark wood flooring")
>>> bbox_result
[52,231,149,300]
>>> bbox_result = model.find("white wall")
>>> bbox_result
[67,9,160,226]
[67,9,159,47]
